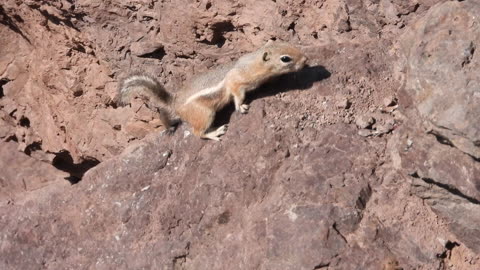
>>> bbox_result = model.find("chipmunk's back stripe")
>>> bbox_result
[184,79,225,104]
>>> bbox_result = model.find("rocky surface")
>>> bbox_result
[399,0,480,160]
[0,141,69,204]
[1,0,479,269]
[392,0,480,257]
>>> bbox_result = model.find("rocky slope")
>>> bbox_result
[1,0,479,269]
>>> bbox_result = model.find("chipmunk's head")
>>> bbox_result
[260,40,307,75]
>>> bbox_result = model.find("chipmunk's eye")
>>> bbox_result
[280,56,292,63]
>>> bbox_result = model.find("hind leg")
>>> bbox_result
[156,108,181,135]
[178,101,226,141]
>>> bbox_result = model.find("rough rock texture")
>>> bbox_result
[391,0,480,256]
[0,141,69,204]
[1,0,480,269]
[399,0,480,159]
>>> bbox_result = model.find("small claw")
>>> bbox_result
[203,125,228,141]
[240,104,250,114]
[164,128,175,135]
[217,125,227,135]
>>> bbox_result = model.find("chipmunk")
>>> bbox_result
[118,40,307,141]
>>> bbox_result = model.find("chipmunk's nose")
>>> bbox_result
[302,56,308,66]
[297,55,308,69]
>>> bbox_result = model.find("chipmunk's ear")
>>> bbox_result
[262,51,271,61]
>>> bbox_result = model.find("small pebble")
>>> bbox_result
[336,96,351,109]
[374,123,394,134]
[355,115,375,129]
[383,96,397,107]
[407,139,413,147]
[358,129,373,137]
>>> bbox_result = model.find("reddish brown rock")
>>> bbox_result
[399,0,480,159]
[0,125,402,269]
[392,0,480,255]
[1,0,479,269]
[0,141,69,205]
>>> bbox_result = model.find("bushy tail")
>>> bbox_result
[118,73,173,106]
[117,73,178,129]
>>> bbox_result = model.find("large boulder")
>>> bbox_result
[0,124,387,269]
[399,0,480,159]
[394,0,480,254]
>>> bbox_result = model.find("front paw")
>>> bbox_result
[239,104,250,114]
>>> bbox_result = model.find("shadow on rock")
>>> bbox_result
[214,65,330,128]
[0,6,31,43]
[253,64,331,99]
[52,150,101,184]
